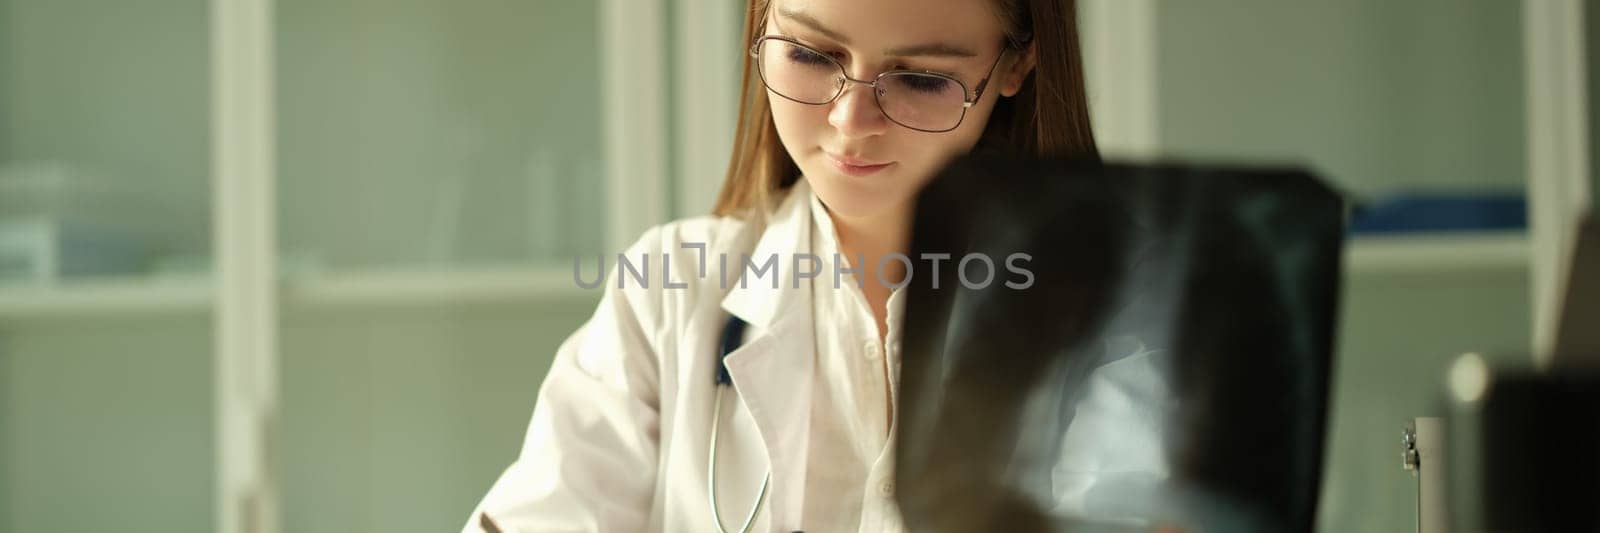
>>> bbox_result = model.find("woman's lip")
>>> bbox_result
[825,153,895,176]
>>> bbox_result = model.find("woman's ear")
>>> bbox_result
[999,42,1037,98]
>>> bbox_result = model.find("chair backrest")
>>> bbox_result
[894,157,1344,533]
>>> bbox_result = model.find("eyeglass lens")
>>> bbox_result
[756,38,970,132]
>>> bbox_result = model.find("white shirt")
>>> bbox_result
[801,191,909,533]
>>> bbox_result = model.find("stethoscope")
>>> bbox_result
[708,315,772,533]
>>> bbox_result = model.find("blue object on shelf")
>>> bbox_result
[1347,192,1526,235]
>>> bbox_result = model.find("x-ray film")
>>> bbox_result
[895,157,1344,532]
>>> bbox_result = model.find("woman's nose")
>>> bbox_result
[828,81,890,139]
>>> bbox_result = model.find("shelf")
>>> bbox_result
[0,277,213,319]
[0,234,1529,321]
[284,266,597,309]
[0,265,597,321]
[1345,232,1529,277]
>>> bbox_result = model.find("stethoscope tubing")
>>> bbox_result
[708,315,772,533]
[708,383,771,533]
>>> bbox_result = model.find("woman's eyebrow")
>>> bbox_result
[885,42,978,58]
[777,8,978,58]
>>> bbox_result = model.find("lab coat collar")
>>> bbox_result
[719,178,814,332]
[717,178,818,531]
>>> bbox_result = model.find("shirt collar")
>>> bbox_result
[806,183,910,347]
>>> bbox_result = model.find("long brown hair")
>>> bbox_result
[711,0,1098,219]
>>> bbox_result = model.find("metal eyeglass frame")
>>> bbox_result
[749,34,1014,133]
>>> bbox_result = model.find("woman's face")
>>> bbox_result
[763,0,1031,222]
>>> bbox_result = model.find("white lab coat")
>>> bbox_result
[465,180,1171,532]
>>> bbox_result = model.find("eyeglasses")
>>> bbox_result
[750,35,1011,133]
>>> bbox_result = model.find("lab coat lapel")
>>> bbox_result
[719,180,817,530]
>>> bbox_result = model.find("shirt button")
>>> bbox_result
[863,341,880,359]
[879,481,895,497]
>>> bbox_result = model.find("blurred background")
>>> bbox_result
[0,0,1592,532]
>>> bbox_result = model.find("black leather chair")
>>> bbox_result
[894,157,1343,532]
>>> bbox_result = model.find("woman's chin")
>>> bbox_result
[808,179,913,221]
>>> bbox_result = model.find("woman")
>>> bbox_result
[467,0,1163,530]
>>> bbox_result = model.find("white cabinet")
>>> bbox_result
[0,1,739,532]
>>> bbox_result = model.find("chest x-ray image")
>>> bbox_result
[894,157,1344,532]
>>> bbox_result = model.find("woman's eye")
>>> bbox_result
[897,75,954,94]
[785,46,832,66]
